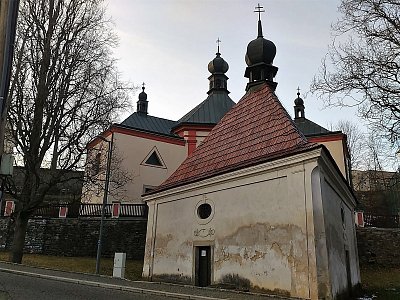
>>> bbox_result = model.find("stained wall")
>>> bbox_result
[143,153,323,298]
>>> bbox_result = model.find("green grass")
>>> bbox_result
[0,252,143,281]
[360,266,400,299]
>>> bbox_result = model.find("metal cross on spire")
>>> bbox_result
[142,82,145,91]
[297,86,301,96]
[254,3,265,21]
[216,37,221,53]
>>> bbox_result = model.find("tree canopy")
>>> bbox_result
[311,0,400,145]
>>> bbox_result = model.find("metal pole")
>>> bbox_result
[95,133,113,274]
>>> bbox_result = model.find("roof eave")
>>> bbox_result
[144,143,321,197]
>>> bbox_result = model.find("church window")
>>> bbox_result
[141,146,167,168]
[145,152,162,166]
[197,203,212,219]
[341,207,346,227]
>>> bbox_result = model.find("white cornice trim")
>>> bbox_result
[143,148,323,202]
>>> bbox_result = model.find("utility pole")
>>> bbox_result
[0,0,19,214]
[0,0,19,160]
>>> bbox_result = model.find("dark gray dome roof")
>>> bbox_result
[295,94,304,106]
[245,37,276,66]
[138,87,147,101]
[208,53,229,74]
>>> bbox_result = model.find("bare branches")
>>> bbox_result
[311,0,400,144]
[6,0,133,213]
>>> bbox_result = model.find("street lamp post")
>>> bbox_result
[95,134,113,274]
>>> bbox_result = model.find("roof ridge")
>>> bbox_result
[122,112,176,124]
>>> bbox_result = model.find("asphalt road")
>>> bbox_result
[0,271,180,300]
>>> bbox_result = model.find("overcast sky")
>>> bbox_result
[105,0,361,128]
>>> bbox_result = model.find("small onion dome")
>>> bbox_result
[245,37,276,66]
[294,92,304,105]
[138,86,147,101]
[208,53,229,74]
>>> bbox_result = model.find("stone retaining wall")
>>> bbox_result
[356,227,400,266]
[0,217,147,259]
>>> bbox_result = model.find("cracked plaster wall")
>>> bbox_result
[142,150,359,299]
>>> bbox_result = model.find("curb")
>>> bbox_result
[0,267,226,300]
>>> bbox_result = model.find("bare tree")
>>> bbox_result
[311,0,400,144]
[5,0,132,263]
[82,140,133,203]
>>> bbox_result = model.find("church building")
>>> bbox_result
[141,9,360,300]
[84,48,235,204]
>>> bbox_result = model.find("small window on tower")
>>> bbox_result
[341,207,346,228]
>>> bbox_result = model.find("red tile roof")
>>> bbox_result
[154,83,318,193]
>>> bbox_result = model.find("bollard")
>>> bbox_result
[113,252,126,278]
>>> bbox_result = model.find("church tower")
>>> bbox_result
[172,41,235,155]
[294,88,305,119]
[207,39,230,94]
[136,83,148,115]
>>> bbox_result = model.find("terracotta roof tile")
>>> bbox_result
[154,83,318,193]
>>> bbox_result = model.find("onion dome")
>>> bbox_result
[207,39,230,95]
[138,86,147,101]
[244,12,278,91]
[294,91,304,106]
[245,21,276,66]
[208,52,229,74]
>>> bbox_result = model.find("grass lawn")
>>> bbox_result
[359,266,400,299]
[0,252,143,281]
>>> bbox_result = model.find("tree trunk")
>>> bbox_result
[10,212,29,263]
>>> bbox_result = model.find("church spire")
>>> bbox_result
[207,38,230,95]
[255,3,265,38]
[137,83,148,115]
[244,4,278,91]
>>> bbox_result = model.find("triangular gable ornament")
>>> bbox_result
[141,146,167,168]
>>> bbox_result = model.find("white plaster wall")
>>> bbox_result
[111,132,186,203]
[143,157,321,299]
[320,173,360,297]
[319,140,347,179]
[83,132,186,204]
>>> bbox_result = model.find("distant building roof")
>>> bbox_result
[154,83,318,193]
[294,117,330,136]
[176,91,235,126]
[120,113,179,138]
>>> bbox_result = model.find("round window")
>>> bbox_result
[197,203,212,219]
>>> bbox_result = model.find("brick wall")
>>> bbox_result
[0,217,147,260]
[357,227,400,266]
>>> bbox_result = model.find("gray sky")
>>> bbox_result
[106,0,360,128]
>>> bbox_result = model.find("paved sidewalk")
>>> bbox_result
[0,262,295,300]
